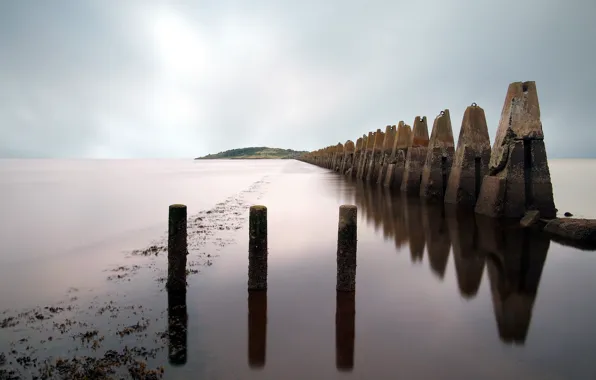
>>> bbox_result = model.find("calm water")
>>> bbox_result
[1,159,596,379]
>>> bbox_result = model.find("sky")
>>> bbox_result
[0,0,594,159]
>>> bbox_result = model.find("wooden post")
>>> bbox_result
[167,204,187,292]
[248,205,268,290]
[337,205,357,292]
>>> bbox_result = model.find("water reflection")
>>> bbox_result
[446,207,485,298]
[422,202,451,279]
[167,290,188,366]
[404,199,425,263]
[247,290,267,369]
[344,181,551,346]
[335,291,355,371]
[477,216,549,345]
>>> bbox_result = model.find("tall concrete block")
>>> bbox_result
[401,117,429,195]
[444,103,491,208]
[475,81,556,218]
[420,110,455,201]
[385,122,412,188]
[333,143,344,172]
[348,138,363,177]
[357,132,374,180]
[340,140,355,174]
[366,129,385,183]
[377,125,396,185]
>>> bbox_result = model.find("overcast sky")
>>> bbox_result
[0,0,594,158]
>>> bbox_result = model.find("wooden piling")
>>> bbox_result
[337,205,357,292]
[167,204,188,292]
[248,205,268,290]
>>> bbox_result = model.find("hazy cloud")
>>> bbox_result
[0,0,594,158]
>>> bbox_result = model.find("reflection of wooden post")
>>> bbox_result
[337,205,358,292]
[335,291,355,371]
[167,204,187,292]
[248,206,268,290]
[168,290,188,366]
[248,290,267,369]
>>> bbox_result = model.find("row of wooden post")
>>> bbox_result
[166,203,359,294]
[166,203,360,370]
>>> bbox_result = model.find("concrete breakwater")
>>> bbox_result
[298,81,594,245]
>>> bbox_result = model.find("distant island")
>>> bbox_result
[194,147,308,160]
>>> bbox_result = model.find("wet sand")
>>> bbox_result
[1,159,596,379]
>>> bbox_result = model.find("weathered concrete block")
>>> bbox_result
[476,81,556,218]
[420,110,455,202]
[520,210,540,228]
[377,125,397,185]
[444,103,491,207]
[544,218,596,245]
[339,140,354,174]
[357,132,374,179]
[401,117,429,195]
[366,129,385,183]
[474,175,505,218]
[401,147,427,195]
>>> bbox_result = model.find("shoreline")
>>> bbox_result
[0,177,270,380]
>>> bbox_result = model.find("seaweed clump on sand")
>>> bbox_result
[36,349,164,380]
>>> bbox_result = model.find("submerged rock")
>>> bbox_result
[544,218,596,246]
[520,210,541,228]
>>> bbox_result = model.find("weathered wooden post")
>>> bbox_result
[248,290,267,368]
[167,204,188,292]
[335,291,355,371]
[167,290,188,366]
[337,205,357,292]
[248,205,268,290]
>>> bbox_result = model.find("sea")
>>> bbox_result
[0,158,595,379]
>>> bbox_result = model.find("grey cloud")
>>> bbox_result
[0,0,594,158]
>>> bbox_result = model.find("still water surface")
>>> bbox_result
[1,159,596,379]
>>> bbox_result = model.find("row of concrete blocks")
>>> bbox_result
[299,81,557,220]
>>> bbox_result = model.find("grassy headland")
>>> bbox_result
[195,147,307,160]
